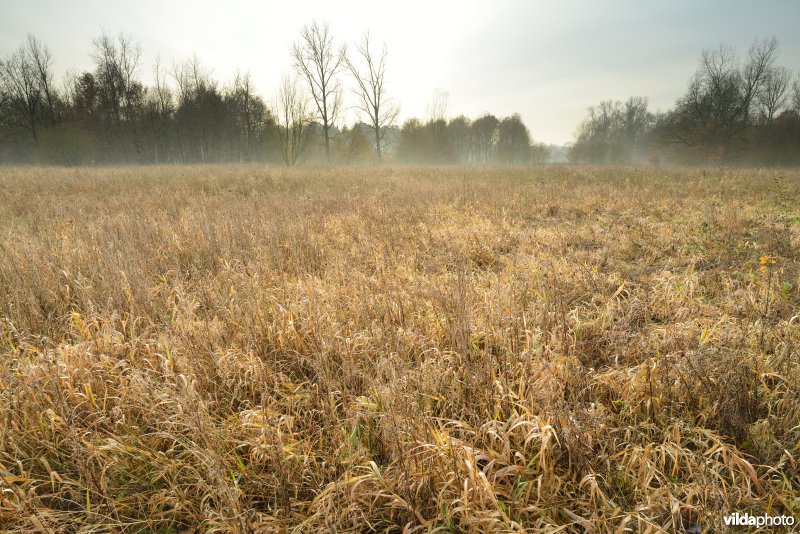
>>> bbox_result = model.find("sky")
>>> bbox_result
[1,0,799,145]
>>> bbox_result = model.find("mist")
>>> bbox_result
[1,3,799,166]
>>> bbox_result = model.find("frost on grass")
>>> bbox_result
[0,165,798,532]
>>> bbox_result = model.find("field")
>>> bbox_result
[0,165,799,532]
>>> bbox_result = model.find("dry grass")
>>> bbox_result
[0,164,799,532]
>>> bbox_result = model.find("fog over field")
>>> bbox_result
[1,2,800,533]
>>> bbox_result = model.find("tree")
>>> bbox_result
[71,72,100,121]
[665,37,779,162]
[25,35,59,127]
[758,66,791,124]
[793,74,800,112]
[143,57,174,163]
[0,35,61,149]
[621,96,651,155]
[0,46,43,146]
[471,114,499,164]
[570,97,652,163]
[446,115,472,162]
[230,71,270,162]
[275,75,312,166]
[346,32,399,161]
[171,56,227,163]
[291,20,346,163]
[90,33,145,160]
[530,141,550,163]
[92,33,142,125]
[427,88,449,122]
[338,123,372,163]
[396,117,455,163]
[572,101,617,163]
[495,114,531,163]
[396,118,422,162]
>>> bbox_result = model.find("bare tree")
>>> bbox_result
[496,113,531,163]
[757,65,790,124]
[427,88,449,122]
[91,32,142,123]
[145,56,174,163]
[26,35,58,126]
[667,36,780,161]
[346,33,399,161]
[0,35,62,147]
[0,76,7,112]
[663,73,713,154]
[718,36,778,141]
[0,46,43,145]
[571,97,652,163]
[291,20,346,163]
[275,75,311,166]
[152,57,173,117]
[232,71,264,161]
[793,74,800,112]
[742,37,779,110]
[621,96,651,156]
[471,114,499,164]
[171,54,212,104]
[446,115,472,162]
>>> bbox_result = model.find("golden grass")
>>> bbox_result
[0,164,798,532]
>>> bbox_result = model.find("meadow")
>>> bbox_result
[0,165,798,532]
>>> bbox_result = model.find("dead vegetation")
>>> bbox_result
[0,165,798,532]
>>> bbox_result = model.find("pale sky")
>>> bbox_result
[2,0,799,145]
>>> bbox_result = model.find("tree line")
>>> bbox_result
[2,27,798,167]
[0,22,544,166]
[570,37,800,166]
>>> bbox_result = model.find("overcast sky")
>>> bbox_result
[2,0,799,144]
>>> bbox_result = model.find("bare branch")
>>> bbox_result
[275,74,312,166]
[290,20,346,162]
[346,32,399,161]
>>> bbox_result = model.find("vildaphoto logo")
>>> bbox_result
[723,512,795,528]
